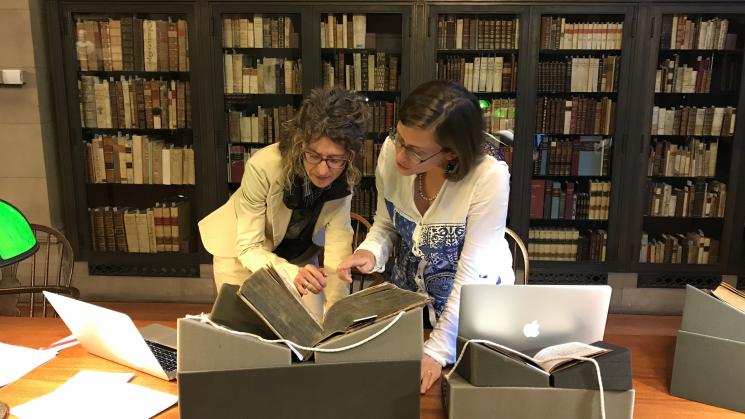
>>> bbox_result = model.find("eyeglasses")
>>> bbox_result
[388,128,443,164]
[302,150,349,169]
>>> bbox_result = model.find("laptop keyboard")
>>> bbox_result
[145,340,178,372]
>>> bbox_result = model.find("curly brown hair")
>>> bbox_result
[278,86,368,191]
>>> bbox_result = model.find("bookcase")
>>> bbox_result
[316,5,410,220]
[433,11,520,168]
[424,4,531,240]
[520,6,635,283]
[630,5,745,287]
[45,0,745,285]
[209,5,311,203]
[46,2,205,277]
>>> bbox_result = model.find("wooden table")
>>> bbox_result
[0,304,742,418]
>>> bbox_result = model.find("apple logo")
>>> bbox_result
[523,320,540,338]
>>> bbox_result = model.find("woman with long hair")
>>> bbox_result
[338,80,515,393]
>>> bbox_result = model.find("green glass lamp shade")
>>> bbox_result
[0,200,38,267]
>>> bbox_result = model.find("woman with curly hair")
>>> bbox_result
[338,80,515,393]
[199,86,367,318]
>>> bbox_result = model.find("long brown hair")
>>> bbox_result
[278,86,368,190]
[398,80,485,181]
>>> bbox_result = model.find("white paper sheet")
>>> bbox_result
[0,342,57,387]
[11,370,178,419]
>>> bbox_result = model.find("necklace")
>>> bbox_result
[417,173,437,202]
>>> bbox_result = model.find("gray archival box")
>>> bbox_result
[177,284,424,419]
[670,284,745,413]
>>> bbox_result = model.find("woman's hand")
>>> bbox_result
[294,264,327,295]
[336,250,376,282]
[420,354,443,394]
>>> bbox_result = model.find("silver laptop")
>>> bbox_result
[43,291,178,381]
[458,284,612,355]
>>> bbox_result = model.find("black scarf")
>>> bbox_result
[282,172,351,210]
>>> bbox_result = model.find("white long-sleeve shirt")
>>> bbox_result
[357,138,514,366]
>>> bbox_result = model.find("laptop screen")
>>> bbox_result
[458,284,612,354]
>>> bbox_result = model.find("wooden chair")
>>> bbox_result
[504,227,529,285]
[349,212,385,293]
[0,224,78,317]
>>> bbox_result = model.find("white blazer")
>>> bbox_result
[199,144,353,310]
[357,138,514,365]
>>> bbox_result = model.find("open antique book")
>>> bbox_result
[709,281,745,313]
[238,266,429,360]
[479,340,612,374]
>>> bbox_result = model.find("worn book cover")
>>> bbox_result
[710,282,745,313]
[238,266,429,360]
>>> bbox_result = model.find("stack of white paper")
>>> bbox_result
[11,370,177,419]
[0,342,57,387]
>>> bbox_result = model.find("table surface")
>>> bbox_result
[0,302,742,418]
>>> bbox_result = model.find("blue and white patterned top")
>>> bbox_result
[358,139,514,366]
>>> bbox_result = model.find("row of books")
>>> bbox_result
[89,202,192,253]
[437,16,520,50]
[661,16,735,50]
[223,55,302,94]
[648,139,718,178]
[322,53,399,92]
[435,55,517,93]
[536,96,615,135]
[483,98,516,134]
[655,55,713,93]
[528,228,607,262]
[540,18,623,50]
[640,230,719,264]
[359,139,382,177]
[227,105,296,144]
[530,180,611,221]
[351,187,377,221]
[80,76,191,129]
[651,106,736,136]
[75,17,189,72]
[645,180,727,218]
[320,14,369,49]
[222,16,299,49]
[533,136,612,177]
[366,100,398,135]
[228,145,262,183]
[84,135,195,185]
[537,56,620,93]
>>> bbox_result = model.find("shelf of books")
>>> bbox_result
[434,13,520,169]
[636,13,744,273]
[319,11,405,220]
[69,11,200,276]
[528,13,628,272]
[221,12,303,197]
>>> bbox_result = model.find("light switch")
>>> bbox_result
[1,69,25,85]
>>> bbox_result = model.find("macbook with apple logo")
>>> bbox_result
[458,284,612,355]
